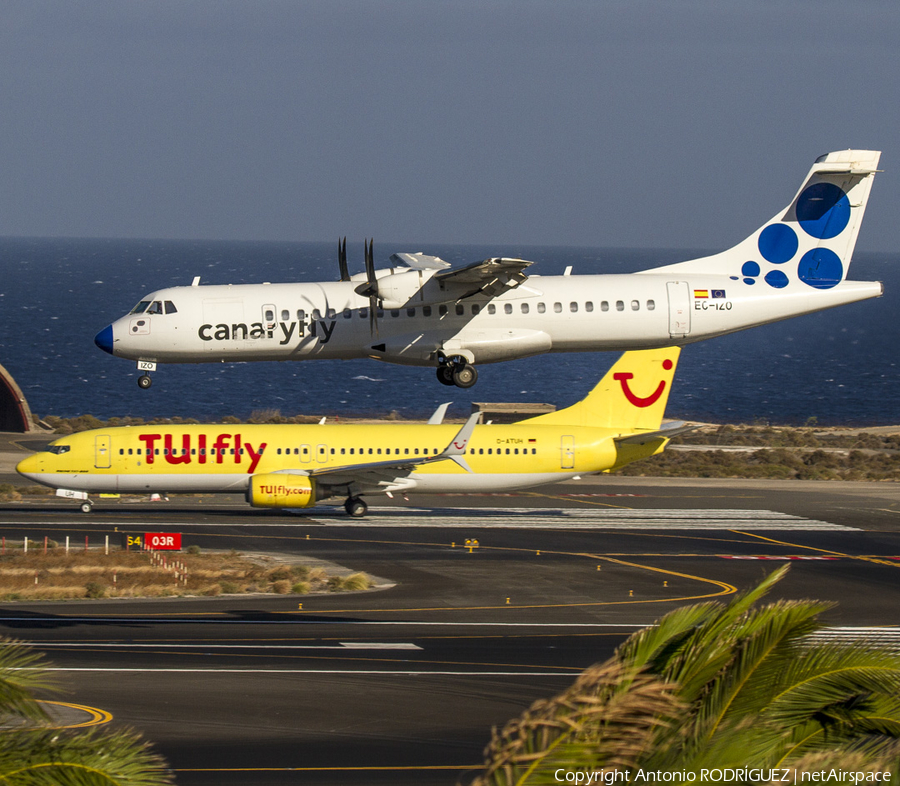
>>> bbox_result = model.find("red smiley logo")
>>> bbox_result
[614,358,674,408]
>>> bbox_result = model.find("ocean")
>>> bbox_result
[0,237,897,427]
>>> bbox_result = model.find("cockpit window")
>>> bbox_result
[129,301,151,314]
[48,444,71,455]
[147,301,164,315]
[164,301,177,314]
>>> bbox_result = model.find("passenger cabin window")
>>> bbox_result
[601,301,609,312]
[537,302,546,314]
[521,303,529,314]
[554,302,562,313]
[343,308,352,318]
[488,304,496,315]
[281,309,290,321]
[407,308,415,317]
[471,304,480,315]
[265,308,276,321]
[326,308,336,319]
[312,309,321,320]
[504,303,513,314]
[616,300,624,311]
[570,302,578,313]
[297,309,305,321]
[129,301,151,314]
[456,304,464,316]
[439,305,448,316]
[165,301,178,314]
[423,306,432,317]
[391,309,400,317]
[585,301,594,312]
[647,300,655,310]
[631,300,640,311]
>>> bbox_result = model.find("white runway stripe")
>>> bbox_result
[0,509,854,530]
[805,627,900,649]
[20,642,423,651]
[305,508,856,531]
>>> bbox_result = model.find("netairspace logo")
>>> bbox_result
[552,769,893,785]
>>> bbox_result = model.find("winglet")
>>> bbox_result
[427,402,452,425]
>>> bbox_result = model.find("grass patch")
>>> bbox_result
[0,548,376,600]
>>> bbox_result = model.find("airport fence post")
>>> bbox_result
[44,536,48,555]
[24,537,27,555]
[65,536,69,555]
[84,536,88,553]
[105,535,109,556]
[2,537,5,555]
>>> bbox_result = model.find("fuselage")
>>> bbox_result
[96,272,882,369]
[17,421,632,496]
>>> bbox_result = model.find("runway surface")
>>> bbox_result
[1,477,900,785]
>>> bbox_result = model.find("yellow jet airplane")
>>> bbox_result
[18,348,687,516]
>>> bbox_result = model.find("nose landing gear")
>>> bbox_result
[137,374,152,389]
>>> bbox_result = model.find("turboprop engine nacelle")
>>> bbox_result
[373,269,444,310]
[248,474,318,508]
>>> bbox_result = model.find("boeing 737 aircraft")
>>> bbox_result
[19,348,686,517]
[94,150,882,389]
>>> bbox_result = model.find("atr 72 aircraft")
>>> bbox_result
[94,149,882,389]
[19,348,686,517]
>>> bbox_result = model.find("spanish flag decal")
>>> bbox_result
[693,289,709,299]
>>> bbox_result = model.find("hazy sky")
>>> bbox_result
[1,1,897,252]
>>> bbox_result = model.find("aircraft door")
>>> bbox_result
[299,444,311,464]
[666,281,691,338]
[316,444,329,464]
[95,435,112,469]
[560,435,575,469]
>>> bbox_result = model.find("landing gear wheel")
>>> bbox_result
[80,501,93,514]
[451,364,478,388]
[137,374,152,390]
[345,497,368,518]
[436,366,455,386]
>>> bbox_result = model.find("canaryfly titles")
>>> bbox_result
[197,319,336,345]
[553,769,892,785]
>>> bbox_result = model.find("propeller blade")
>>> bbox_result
[367,238,379,335]
[338,237,349,281]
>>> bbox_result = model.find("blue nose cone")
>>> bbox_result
[94,325,114,355]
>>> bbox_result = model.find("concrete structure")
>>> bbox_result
[0,364,34,432]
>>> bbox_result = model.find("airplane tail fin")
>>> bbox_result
[641,150,881,289]
[519,348,681,430]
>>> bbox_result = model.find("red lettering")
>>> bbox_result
[234,434,242,465]
[212,434,230,464]
[164,434,191,465]
[139,434,161,464]
[245,442,266,474]
[198,434,207,464]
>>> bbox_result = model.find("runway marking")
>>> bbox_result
[38,700,113,729]
[1,508,853,530]
[173,765,478,774]
[27,668,574,676]
[25,642,423,651]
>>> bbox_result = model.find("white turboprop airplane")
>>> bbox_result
[94,149,883,389]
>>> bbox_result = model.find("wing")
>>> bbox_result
[389,252,452,270]
[432,257,533,300]
[270,413,481,494]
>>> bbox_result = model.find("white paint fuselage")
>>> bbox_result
[100,272,881,369]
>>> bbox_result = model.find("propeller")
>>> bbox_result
[338,237,349,281]
[353,238,380,335]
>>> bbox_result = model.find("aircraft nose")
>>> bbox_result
[16,454,41,480]
[94,324,114,355]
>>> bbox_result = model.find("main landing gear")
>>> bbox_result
[436,357,478,388]
[344,497,368,517]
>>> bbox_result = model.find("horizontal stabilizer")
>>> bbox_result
[614,420,697,445]
[390,252,451,270]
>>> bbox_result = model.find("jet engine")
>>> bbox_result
[247,474,318,508]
